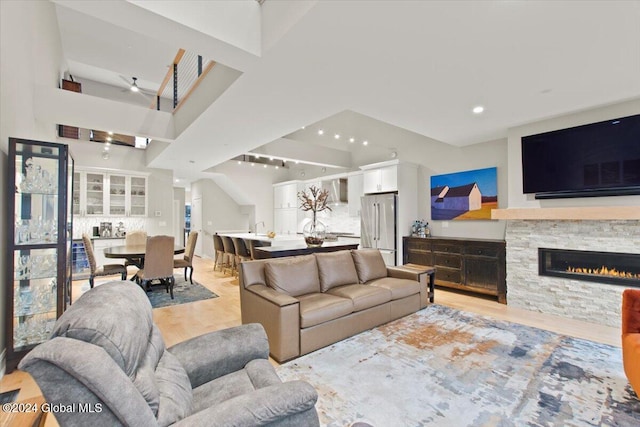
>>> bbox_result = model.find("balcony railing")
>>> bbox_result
[153,49,216,112]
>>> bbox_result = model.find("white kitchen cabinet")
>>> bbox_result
[348,173,364,216]
[109,174,148,217]
[273,182,299,209]
[74,169,147,217]
[363,165,397,193]
[274,208,298,235]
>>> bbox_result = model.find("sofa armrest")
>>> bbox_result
[622,289,640,334]
[387,265,435,307]
[172,381,319,427]
[241,285,301,363]
[168,323,269,388]
[247,284,300,307]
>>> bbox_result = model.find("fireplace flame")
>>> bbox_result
[566,266,640,280]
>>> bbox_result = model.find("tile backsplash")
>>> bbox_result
[315,204,360,235]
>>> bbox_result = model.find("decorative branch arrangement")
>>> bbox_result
[298,185,332,216]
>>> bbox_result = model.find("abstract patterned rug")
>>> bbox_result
[277,305,640,427]
[147,278,218,309]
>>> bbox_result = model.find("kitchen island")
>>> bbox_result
[253,241,359,259]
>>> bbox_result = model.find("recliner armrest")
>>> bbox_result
[168,323,269,388]
[172,381,319,427]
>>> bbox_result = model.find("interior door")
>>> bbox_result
[191,198,203,256]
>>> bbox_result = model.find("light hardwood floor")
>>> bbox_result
[0,256,621,426]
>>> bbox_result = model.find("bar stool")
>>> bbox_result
[248,239,270,260]
[221,236,236,276]
[213,234,225,272]
[232,237,252,276]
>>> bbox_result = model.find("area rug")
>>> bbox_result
[147,278,218,309]
[277,305,640,427]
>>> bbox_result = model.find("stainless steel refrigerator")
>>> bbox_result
[361,193,397,266]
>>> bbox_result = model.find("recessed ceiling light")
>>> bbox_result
[363,140,368,146]
[104,145,110,151]
[295,161,299,164]
[301,126,306,129]
[251,163,255,167]
[334,134,340,139]
[269,157,274,161]
[175,179,179,183]
[237,161,242,165]
[254,154,260,159]
[472,105,485,114]
[300,171,306,177]
[275,165,279,169]
[349,137,355,143]
[263,164,267,168]
[108,131,113,135]
[318,129,324,135]
[106,136,112,142]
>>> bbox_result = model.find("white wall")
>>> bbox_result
[0,0,65,375]
[507,99,640,209]
[208,161,290,231]
[348,121,508,240]
[191,178,249,259]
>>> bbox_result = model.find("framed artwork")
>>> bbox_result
[430,167,497,220]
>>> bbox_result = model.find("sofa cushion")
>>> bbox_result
[265,255,321,297]
[367,277,420,299]
[155,350,193,427]
[352,249,388,283]
[326,284,391,312]
[297,293,354,328]
[315,251,360,292]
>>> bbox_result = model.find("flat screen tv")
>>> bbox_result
[521,114,640,199]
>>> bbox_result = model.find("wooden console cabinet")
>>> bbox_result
[403,236,506,303]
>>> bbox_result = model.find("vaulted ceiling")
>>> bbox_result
[53,0,640,179]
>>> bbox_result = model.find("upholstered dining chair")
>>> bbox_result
[136,235,176,298]
[232,237,252,276]
[221,236,236,276]
[124,230,147,269]
[213,233,225,272]
[82,234,127,288]
[174,231,198,284]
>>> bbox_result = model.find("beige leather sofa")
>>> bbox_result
[239,249,434,363]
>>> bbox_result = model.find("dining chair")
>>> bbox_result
[135,235,176,298]
[81,234,127,288]
[124,230,147,269]
[174,231,198,284]
[232,237,251,276]
[221,236,236,276]
[213,234,225,272]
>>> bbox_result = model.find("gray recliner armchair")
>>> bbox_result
[19,281,319,427]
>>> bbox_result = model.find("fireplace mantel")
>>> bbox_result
[491,206,640,220]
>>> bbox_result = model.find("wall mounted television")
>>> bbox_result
[521,114,640,199]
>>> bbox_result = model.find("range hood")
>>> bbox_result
[321,178,348,204]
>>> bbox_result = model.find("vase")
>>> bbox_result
[303,217,326,247]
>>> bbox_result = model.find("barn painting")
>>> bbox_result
[430,167,498,220]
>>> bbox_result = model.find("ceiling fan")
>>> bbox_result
[119,76,155,100]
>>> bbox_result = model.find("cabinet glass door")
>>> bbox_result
[109,174,126,216]
[85,173,104,215]
[130,176,146,216]
[72,172,80,216]
[7,138,72,371]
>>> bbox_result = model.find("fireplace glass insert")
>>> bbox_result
[539,248,640,287]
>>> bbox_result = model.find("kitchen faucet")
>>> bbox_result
[254,221,265,234]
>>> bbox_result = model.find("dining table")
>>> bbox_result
[104,244,185,268]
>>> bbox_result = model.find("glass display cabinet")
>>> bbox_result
[5,138,74,372]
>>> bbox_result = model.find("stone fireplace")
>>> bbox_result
[504,219,640,328]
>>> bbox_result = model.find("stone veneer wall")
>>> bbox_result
[505,219,640,328]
